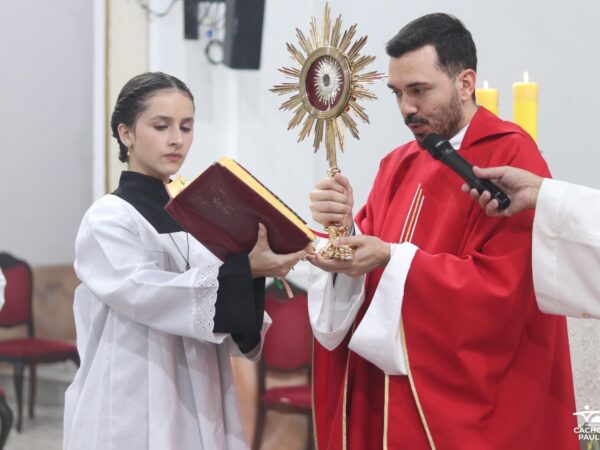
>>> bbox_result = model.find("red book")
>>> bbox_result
[165,157,315,261]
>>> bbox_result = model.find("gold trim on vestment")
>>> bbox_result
[403,188,423,243]
[409,193,425,243]
[400,319,436,449]
[383,184,435,448]
[342,353,351,450]
[399,184,421,241]
[311,341,319,450]
[383,374,390,450]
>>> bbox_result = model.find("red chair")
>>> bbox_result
[0,253,79,431]
[252,282,314,450]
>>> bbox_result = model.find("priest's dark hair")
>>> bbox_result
[386,13,477,80]
[111,72,195,163]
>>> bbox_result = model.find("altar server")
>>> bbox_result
[63,72,306,450]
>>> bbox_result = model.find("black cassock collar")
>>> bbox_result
[112,171,183,234]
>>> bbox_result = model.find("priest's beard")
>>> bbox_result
[435,89,464,140]
[406,88,464,143]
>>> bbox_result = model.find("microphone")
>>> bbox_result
[421,133,511,210]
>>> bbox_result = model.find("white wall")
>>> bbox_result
[0,1,94,266]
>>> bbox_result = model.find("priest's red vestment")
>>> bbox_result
[311,107,578,450]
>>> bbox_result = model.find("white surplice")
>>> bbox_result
[63,194,267,450]
[533,178,600,319]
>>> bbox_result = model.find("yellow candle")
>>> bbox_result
[476,80,499,115]
[513,71,539,142]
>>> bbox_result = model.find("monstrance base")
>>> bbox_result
[320,223,353,260]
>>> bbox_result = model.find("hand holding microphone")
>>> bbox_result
[421,133,511,211]
[465,165,543,216]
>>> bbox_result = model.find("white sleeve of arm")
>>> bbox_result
[533,179,600,319]
[75,201,225,343]
[348,242,419,375]
[308,223,365,350]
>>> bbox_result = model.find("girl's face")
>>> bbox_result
[119,89,195,182]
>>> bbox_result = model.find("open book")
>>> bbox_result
[165,157,315,262]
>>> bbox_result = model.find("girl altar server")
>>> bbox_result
[63,72,306,450]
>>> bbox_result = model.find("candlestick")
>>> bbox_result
[513,71,538,142]
[475,80,499,115]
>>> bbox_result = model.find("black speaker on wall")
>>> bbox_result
[223,0,266,70]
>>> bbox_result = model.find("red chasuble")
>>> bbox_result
[312,107,578,450]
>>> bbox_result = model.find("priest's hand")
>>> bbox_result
[249,223,308,278]
[309,173,354,229]
[305,235,390,278]
[461,165,543,216]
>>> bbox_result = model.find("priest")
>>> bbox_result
[307,13,578,450]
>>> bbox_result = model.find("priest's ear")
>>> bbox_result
[455,69,476,103]
[117,123,134,149]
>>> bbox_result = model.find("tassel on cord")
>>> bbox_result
[274,278,294,299]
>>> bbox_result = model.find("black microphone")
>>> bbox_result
[421,133,511,210]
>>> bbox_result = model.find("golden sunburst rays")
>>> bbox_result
[271,3,384,170]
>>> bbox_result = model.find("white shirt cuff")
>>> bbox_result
[308,261,365,351]
[348,242,418,375]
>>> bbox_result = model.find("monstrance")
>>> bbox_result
[271,2,383,260]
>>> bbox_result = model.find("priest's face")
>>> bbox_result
[119,89,195,182]
[387,45,471,143]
